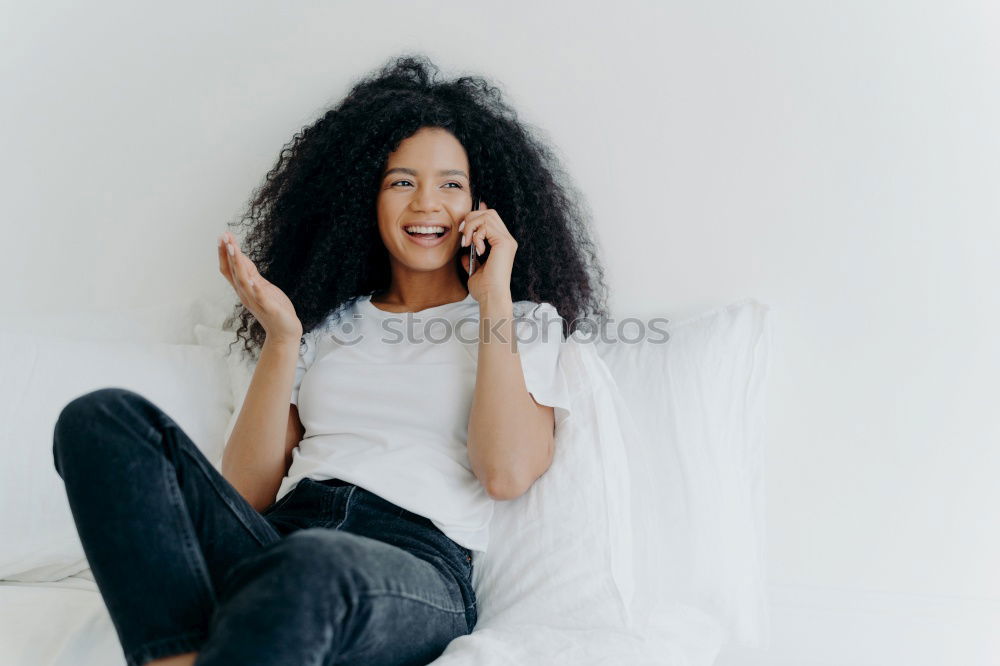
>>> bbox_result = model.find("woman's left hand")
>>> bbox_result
[459,200,518,301]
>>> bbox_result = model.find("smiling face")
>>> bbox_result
[376,127,473,276]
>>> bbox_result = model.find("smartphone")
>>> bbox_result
[468,192,481,276]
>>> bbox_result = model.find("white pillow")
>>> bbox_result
[0,330,232,581]
[594,298,773,648]
[193,324,256,465]
[471,336,637,631]
[3,294,232,345]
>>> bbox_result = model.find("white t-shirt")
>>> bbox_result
[275,292,572,553]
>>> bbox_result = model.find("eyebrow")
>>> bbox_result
[382,167,469,179]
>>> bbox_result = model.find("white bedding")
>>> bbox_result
[0,295,767,665]
[0,575,124,666]
[0,575,723,666]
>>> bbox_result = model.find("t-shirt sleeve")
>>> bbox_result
[513,301,573,418]
[290,327,321,406]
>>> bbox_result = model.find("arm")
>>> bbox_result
[221,337,302,512]
[466,290,556,501]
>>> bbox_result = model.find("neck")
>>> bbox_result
[372,284,469,311]
[374,258,470,311]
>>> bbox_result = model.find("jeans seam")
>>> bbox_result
[175,432,274,547]
[360,589,467,615]
[146,416,273,548]
[331,485,357,529]
[162,460,218,607]
[143,420,160,442]
[126,629,206,666]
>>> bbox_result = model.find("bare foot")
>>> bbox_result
[146,651,198,666]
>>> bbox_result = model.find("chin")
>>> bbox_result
[392,254,456,272]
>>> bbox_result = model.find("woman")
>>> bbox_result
[52,53,609,666]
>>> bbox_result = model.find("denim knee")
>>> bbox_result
[55,387,138,431]
[264,528,364,578]
[53,387,144,475]
[221,529,366,601]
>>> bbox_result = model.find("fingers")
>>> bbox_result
[460,218,488,255]
[218,232,259,303]
[460,202,497,256]
[458,208,481,237]
[465,230,479,256]
[475,228,486,256]
[460,250,479,277]
[226,242,247,302]
[468,226,486,256]
[217,234,227,275]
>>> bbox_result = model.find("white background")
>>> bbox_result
[3,1,997,663]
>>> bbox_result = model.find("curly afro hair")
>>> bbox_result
[223,52,610,361]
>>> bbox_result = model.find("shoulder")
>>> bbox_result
[511,300,566,342]
[512,300,561,320]
[305,298,364,336]
[299,303,355,351]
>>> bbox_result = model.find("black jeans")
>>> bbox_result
[52,387,477,666]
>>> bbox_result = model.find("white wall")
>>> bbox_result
[3,1,997,662]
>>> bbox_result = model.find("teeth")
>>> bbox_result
[404,225,447,234]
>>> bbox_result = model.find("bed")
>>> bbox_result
[0,293,772,665]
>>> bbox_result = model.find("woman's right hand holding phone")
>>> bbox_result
[218,232,303,345]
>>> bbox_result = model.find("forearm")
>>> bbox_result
[467,290,554,499]
[221,337,300,511]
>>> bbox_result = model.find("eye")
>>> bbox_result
[390,180,464,189]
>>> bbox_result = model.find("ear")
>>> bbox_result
[460,251,470,273]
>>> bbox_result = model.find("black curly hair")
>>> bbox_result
[223,53,610,361]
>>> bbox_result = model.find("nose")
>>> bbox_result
[410,184,444,213]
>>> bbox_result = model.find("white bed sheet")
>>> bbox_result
[0,574,724,666]
[0,574,124,666]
